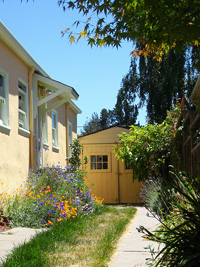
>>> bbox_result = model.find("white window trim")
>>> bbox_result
[18,77,29,133]
[52,109,59,151]
[89,153,112,173]
[43,103,49,148]
[68,121,73,158]
[0,66,10,132]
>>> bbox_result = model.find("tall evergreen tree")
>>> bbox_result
[126,46,198,124]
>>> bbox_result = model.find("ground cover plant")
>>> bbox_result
[0,164,103,228]
[1,205,136,267]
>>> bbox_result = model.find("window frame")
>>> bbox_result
[68,121,73,158]
[52,109,59,150]
[18,77,29,134]
[89,153,111,172]
[0,67,10,133]
[43,103,49,148]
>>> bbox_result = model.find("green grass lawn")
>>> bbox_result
[1,205,137,267]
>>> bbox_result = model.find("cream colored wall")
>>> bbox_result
[0,40,30,192]
[80,127,129,144]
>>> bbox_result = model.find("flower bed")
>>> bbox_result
[0,165,103,228]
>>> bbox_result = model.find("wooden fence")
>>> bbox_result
[181,110,200,178]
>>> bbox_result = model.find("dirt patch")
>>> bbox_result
[0,215,12,233]
[0,224,12,233]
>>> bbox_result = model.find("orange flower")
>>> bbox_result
[48,220,53,225]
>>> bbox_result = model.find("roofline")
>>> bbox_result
[69,100,82,114]
[79,125,129,138]
[0,21,50,77]
[35,73,79,100]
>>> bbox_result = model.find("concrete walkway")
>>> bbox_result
[108,207,161,267]
[0,227,44,264]
[0,207,161,266]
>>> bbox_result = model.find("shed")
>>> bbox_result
[79,126,143,204]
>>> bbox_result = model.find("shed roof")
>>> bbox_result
[79,126,130,144]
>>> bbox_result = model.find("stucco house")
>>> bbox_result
[0,21,81,191]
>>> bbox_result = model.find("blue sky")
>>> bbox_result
[0,0,146,134]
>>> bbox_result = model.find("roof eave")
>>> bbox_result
[0,21,50,77]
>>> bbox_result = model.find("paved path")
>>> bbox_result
[0,207,161,266]
[0,227,44,264]
[108,207,161,267]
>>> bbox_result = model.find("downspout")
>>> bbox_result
[28,66,35,169]
[65,102,70,166]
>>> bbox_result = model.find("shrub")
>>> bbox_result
[68,138,88,181]
[2,165,103,228]
[115,105,181,183]
[142,171,200,266]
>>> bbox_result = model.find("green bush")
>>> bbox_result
[142,171,200,266]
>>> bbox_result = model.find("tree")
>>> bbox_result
[113,59,139,126]
[58,0,200,61]
[119,45,198,124]
[99,108,112,129]
[80,112,101,136]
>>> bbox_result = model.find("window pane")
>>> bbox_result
[91,163,96,169]
[103,163,108,169]
[97,155,102,162]
[97,163,102,169]
[125,161,132,169]
[103,155,108,162]
[0,75,5,98]
[91,156,96,162]
[52,112,56,128]
[18,81,26,92]
[19,92,25,110]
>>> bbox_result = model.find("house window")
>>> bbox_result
[125,161,132,170]
[68,121,73,158]
[18,79,29,130]
[0,68,9,128]
[52,110,58,148]
[91,155,108,170]
[43,103,48,147]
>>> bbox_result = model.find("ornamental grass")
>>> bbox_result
[0,164,103,228]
